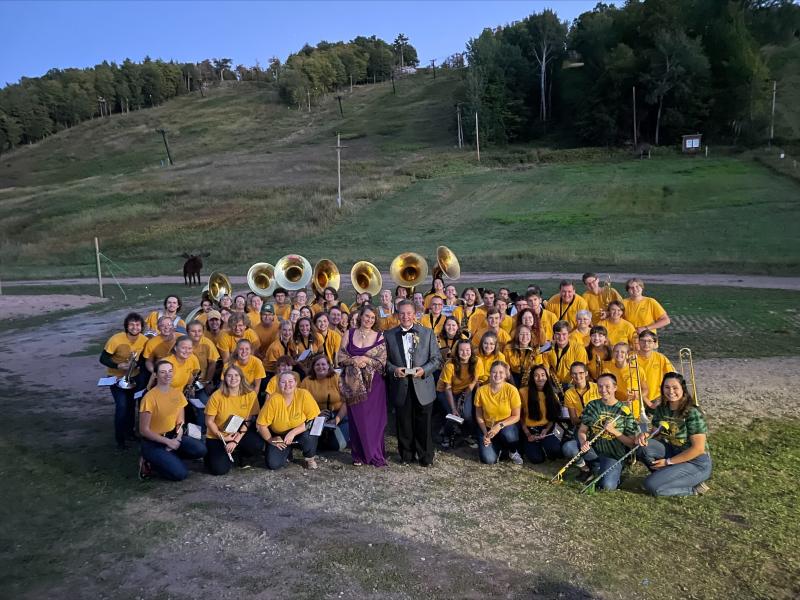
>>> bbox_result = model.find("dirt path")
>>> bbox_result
[0,294,107,319]
[7,271,800,291]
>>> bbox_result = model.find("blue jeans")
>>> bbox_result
[523,431,563,463]
[265,429,318,470]
[189,388,210,431]
[437,389,475,437]
[478,425,519,464]
[141,437,207,481]
[637,439,713,496]
[318,418,350,452]
[111,384,136,446]
[562,440,624,490]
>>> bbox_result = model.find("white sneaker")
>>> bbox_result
[509,451,523,465]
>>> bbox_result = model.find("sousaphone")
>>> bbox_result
[207,271,232,302]
[350,261,383,296]
[313,259,340,295]
[247,262,277,297]
[390,252,429,290]
[274,254,313,291]
[435,245,460,280]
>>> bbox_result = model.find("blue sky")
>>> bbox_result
[0,1,601,86]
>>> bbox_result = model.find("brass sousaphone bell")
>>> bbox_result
[350,261,383,295]
[435,245,460,280]
[207,271,232,302]
[274,254,312,291]
[247,262,277,297]
[313,259,340,295]
[390,252,429,290]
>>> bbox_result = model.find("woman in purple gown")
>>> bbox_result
[337,305,388,467]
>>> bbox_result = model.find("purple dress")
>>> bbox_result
[345,330,388,467]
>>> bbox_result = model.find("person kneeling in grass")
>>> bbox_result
[139,360,207,481]
[256,371,320,470]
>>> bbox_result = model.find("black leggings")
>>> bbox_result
[204,428,264,475]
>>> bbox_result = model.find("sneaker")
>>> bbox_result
[440,438,451,449]
[466,437,479,449]
[304,457,319,470]
[509,451,524,465]
[693,481,710,496]
[138,457,152,480]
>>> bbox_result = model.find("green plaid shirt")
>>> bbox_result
[652,405,709,454]
[581,399,638,460]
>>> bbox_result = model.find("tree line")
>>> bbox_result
[462,0,800,146]
[0,33,418,154]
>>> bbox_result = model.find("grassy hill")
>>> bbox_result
[1,71,799,279]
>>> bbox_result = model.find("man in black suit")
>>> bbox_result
[385,300,442,466]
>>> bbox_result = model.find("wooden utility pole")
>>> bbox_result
[430,59,436,79]
[475,112,480,162]
[455,104,463,148]
[333,133,348,209]
[94,237,104,298]
[350,75,353,93]
[769,80,777,147]
[632,86,638,147]
[391,73,396,95]
[307,89,311,112]
[156,129,174,165]
[336,95,344,117]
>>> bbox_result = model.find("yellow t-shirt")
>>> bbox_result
[140,387,186,435]
[423,292,447,311]
[504,347,543,376]
[569,328,591,348]
[515,309,558,345]
[602,360,647,420]
[256,389,320,433]
[542,342,589,384]
[419,313,447,336]
[475,351,507,384]
[598,318,638,347]
[192,337,220,380]
[519,388,549,427]
[637,352,675,403]
[471,327,511,353]
[376,307,399,331]
[145,311,185,333]
[320,330,342,365]
[623,297,667,330]
[143,334,177,361]
[452,305,479,330]
[436,361,475,394]
[226,356,266,386]
[205,390,259,439]
[582,288,623,323]
[467,307,489,335]
[474,383,521,426]
[264,339,292,373]
[204,329,226,353]
[165,354,201,391]
[252,321,280,354]
[218,330,261,356]
[103,332,147,377]
[266,372,301,396]
[246,310,261,328]
[545,294,589,329]
[500,315,514,334]
[563,383,600,419]
[299,375,342,412]
[273,303,292,322]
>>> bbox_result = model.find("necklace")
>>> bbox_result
[358,328,371,341]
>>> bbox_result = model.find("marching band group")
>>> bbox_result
[100,250,711,496]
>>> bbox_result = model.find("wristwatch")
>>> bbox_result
[498,422,505,429]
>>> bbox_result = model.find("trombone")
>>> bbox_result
[679,347,699,406]
[627,352,649,431]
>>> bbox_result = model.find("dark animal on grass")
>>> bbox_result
[182,253,209,286]
[636,142,652,159]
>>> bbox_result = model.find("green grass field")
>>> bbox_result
[1,73,799,279]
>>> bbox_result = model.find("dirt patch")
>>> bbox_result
[0,294,107,319]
